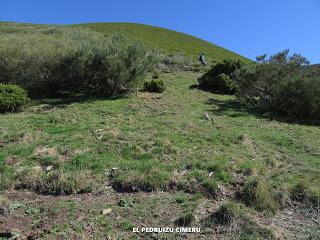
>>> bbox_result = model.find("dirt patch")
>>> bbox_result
[33,146,57,157]
[20,132,40,143]
[137,91,162,100]
[27,104,58,114]
[239,134,252,146]
[5,156,19,166]
[73,148,92,155]
[270,207,320,239]
[1,190,318,239]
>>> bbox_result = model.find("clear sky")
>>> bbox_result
[1,0,319,63]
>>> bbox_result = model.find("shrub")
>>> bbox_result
[235,50,320,120]
[159,53,193,69]
[198,60,243,94]
[272,76,320,120]
[240,178,278,214]
[213,201,240,224]
[143,79,166,93]
[0,27,155,97]
[0,84,29,113]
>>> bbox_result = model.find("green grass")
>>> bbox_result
[1,71,319,201]
[0,21,250,63]
[0,72,319,239]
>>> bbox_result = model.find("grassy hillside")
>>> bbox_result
[1,72,319,239]
[79,23,249,62]
[0,21,250,63]
[0,21,318,239]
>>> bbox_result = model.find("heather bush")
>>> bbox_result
[0,84,29,113]
[198,60,243,94]
[0,27,155,97]
[143,79,166,93]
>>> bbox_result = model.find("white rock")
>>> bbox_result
[101,208,112,215]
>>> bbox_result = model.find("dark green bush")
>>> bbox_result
[235,50,320,120]
[143,79,166,93]
[0,84,29,113]
[198,60,243,94]
[0,27,156,98]
[272,76,320,120]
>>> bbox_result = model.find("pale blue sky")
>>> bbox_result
[1,0,319,63]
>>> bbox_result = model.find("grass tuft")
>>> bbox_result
[174,211,195,226]
[240,219,278,240]
[291,180,320,207]
[111,168,170,192]
[15,168,97,195]
[212,201,240,225]
[240,178,278,214]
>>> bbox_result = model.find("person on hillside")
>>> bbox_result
[199,53,207,66]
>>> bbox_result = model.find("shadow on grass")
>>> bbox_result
[189,84,199,90]
[30,91,129,109]
[206,97,320,126]
[206,98,261,118]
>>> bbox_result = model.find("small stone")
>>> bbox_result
[111,167,118,171]
[101,208,112,215]
[45,165,53,172]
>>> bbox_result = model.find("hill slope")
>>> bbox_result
[78,23,249,62]
[0,21,250,62]
[0,72,319,239]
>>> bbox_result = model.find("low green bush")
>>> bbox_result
[198,60,243,94]
[143,79,166,93]
[0,84,29,113]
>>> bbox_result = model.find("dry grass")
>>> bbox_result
[15,168,97,195]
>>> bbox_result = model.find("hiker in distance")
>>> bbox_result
[199,53,207,66]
